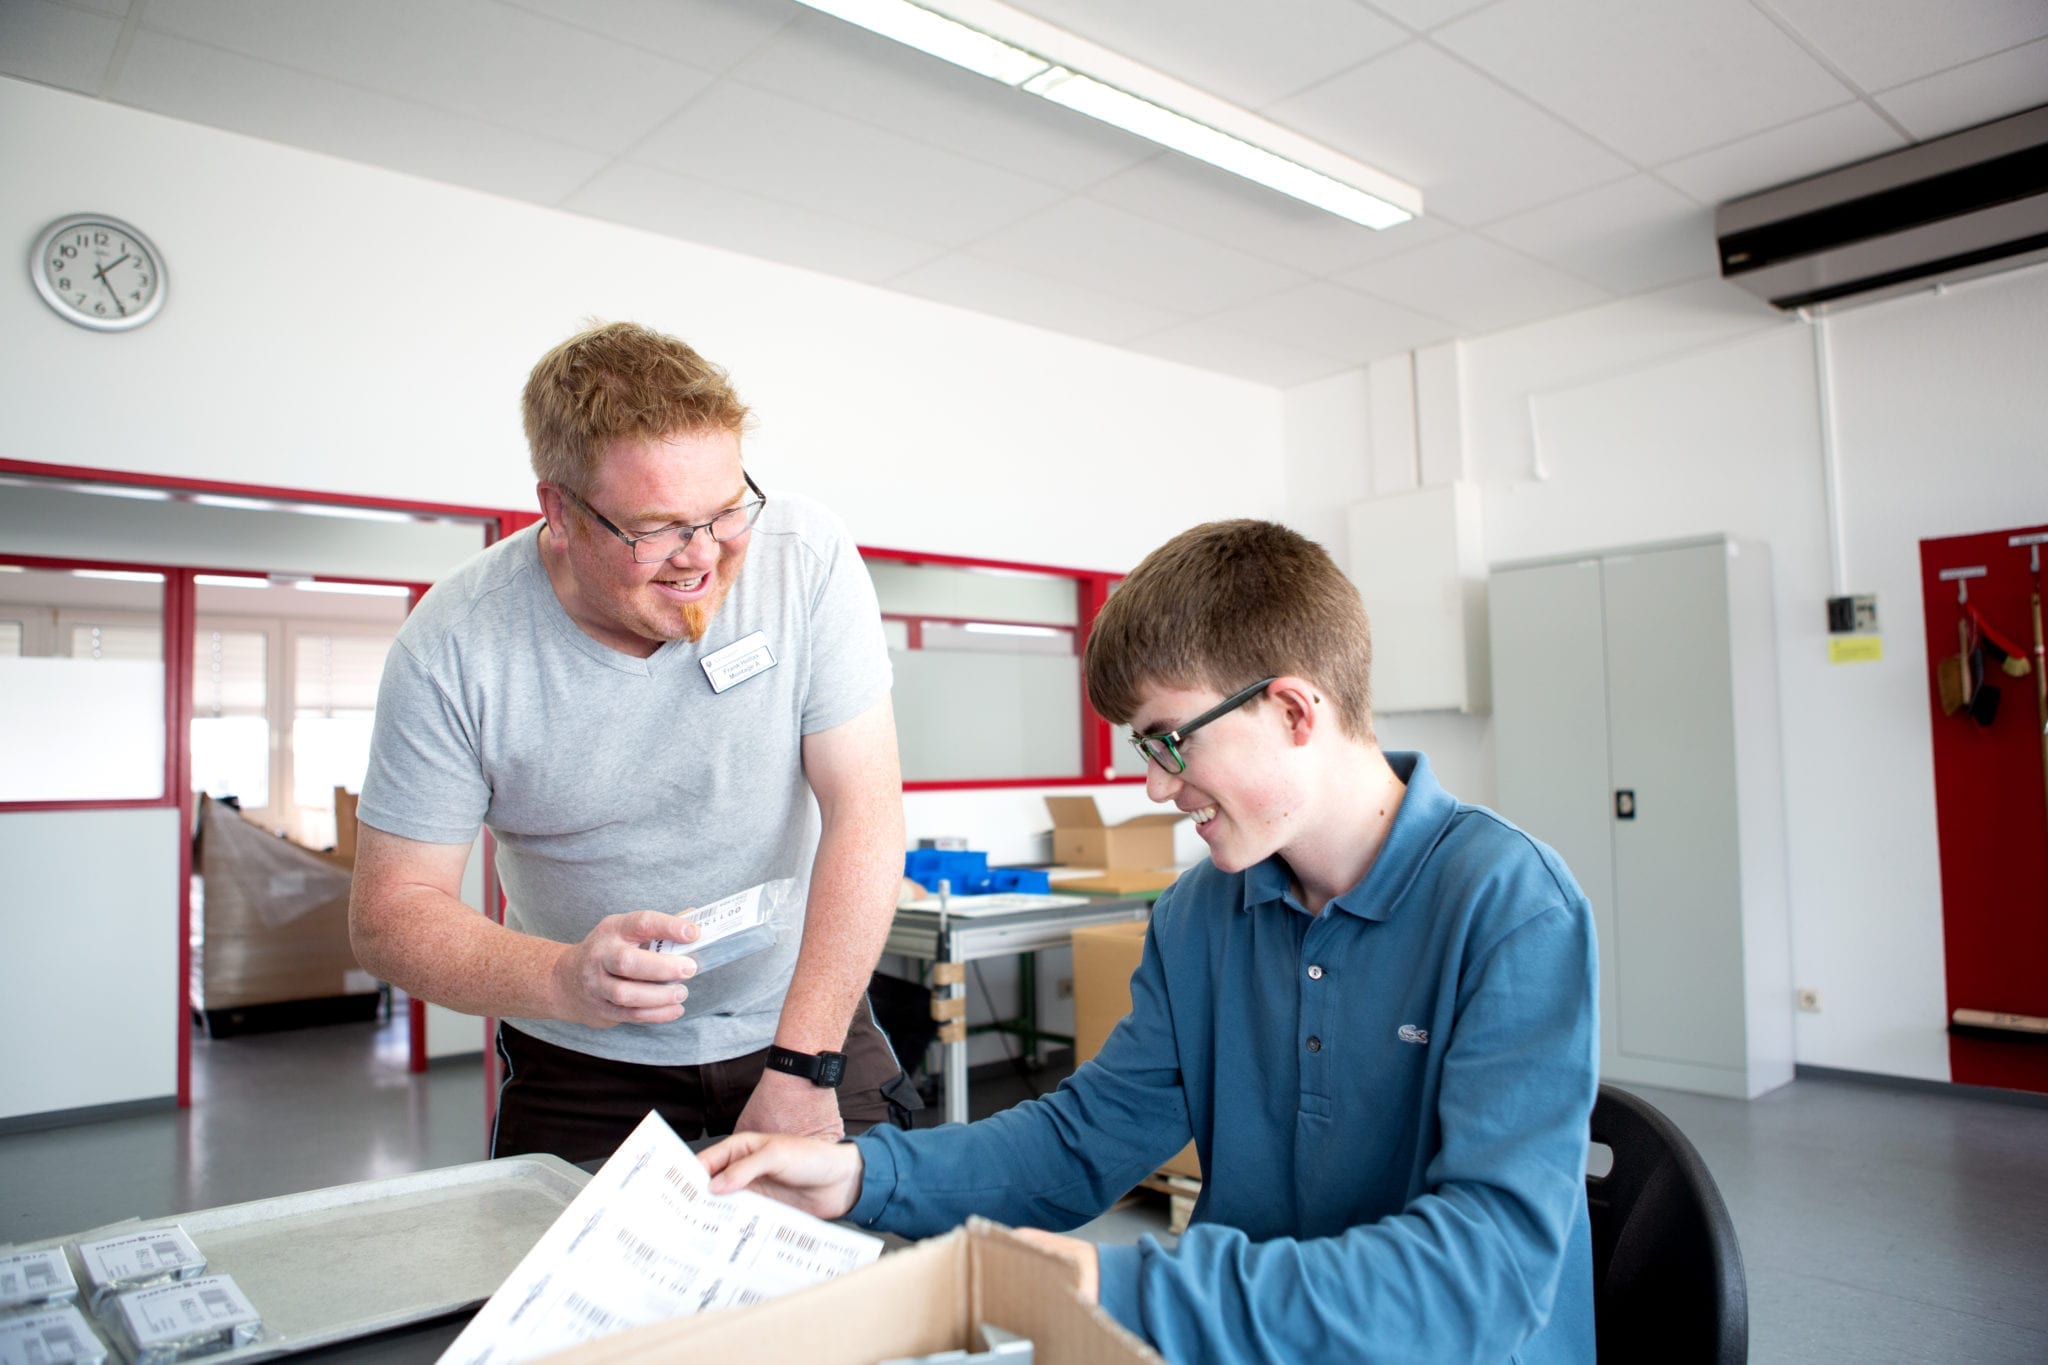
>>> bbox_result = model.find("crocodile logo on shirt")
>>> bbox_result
[1397,1024,1430,1045]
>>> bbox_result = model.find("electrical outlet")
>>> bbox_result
[1797,988,1821,1013]
[1056,977,1075,1000]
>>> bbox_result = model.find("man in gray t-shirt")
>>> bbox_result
[350,322,907,1161]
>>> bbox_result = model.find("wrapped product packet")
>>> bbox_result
[0,1304,108,1365]
[108,1274,261,1365]
[74,1229,204,1309]
[0,1246,79,1312]
[641,883,778,974]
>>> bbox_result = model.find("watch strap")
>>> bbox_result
[766,1045,847,1088]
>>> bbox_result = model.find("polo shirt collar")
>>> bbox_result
[1239,751,1457,922]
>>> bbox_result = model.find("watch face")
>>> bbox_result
[32,215,166,331]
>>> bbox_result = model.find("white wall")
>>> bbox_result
[0,808,180,1122]
[2,77,1285,1104]
[1307,266,2048,1085]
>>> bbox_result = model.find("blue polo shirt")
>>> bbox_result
[851,752,1598,1363]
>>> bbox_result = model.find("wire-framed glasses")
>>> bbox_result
[1127,677,1276,775]
[559,472,766,563]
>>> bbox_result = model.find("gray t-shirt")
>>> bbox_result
[356,490,892,1065]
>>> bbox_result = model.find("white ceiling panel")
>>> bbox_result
[1268,40,1632,225]
[140,0,713,154]
[1123,320,1355,387]
[728,12,1156,190]
[1364,0,1499,32]
[629,81,1072,247]
[1004,0,1408,108]
[1485,175,1718,293]
[110,30,610,204]
[499,0,801,74]
[1084,152,1456,278]
[1201,281,1459,364]
[1758,0,2048,94]
[0,0,122,95]
[1874,39,2048,141]
[887,253,1192,344]
[566,161,946,283]
[1655,102,1908,205]
[1341,234,1610,333]
[1434,0,1851,166]
[967,197,1312,315]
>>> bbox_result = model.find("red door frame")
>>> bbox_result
[0,458,532,1106]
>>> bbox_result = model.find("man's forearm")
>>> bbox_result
[773,801,904,1052]
[350,880,570,1022]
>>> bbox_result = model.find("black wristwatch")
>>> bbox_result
[766,1045,847,1088]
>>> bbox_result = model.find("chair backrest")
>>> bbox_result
[1586,1083,1748,1365]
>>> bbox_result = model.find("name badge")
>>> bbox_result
[701,630,776,694]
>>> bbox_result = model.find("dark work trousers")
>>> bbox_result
[491,996,919,1164]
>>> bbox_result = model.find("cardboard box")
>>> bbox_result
[1071,921,1201,1182]
[1044,797,1181,871]
[541,1219,1160,1365]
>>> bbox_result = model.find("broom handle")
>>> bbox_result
[2034,588,2047,819]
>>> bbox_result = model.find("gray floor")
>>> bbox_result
[4,1014,2046,1363]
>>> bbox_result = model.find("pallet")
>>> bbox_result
[1137,1169,1203,1235]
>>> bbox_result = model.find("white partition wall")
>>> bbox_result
[0,808,182,1122]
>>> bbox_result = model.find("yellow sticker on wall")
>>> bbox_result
[1828,636,1883,664]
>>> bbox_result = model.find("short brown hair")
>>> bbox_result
[522,321,753,488]
[1084,520,1373,740]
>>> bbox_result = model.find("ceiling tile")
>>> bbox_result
[965,197,1312,315]
[886,254,1192,345]
[1873,38,2048,140]
[1656,102,1908,204]
[1485,175,1718,293]
[1340,233,1610,332]
[1364,0,1498,32]
[1086,152,1455,277]
[1760,0,2048,93]
[1122,321,1356,387]
[729,12,1154,190]
[109,30,609,204]
[0,0,121,95]
[1268,41,1631,224]
[140,0,713,153]
[1201,282,1459,362]
[566,161,946,283]
[495,0,801,74]
[630,81,1073,248]
[1433,0,1851,165]
[1002,0,1406,108]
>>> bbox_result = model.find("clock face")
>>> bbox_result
[32,215,166,331]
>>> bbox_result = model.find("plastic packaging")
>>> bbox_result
[642,883,777,974]
[0,1247,78,1312]
[0,1304,108,1364]
[107,1274,260,1364]
[74,1229,204,1309]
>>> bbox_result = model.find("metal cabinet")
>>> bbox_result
[1490,537,1794,1099]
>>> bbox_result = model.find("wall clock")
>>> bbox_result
[31,213,167,331]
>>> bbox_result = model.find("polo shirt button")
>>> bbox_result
[1306,1036,1322,1053]
[1307,964,1324,980]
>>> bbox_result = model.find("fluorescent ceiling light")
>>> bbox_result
[789,0,1418,230]
[962,621,1065,637]
[195,574,272,588]
[72,569,165,583]
[292,581,411,597]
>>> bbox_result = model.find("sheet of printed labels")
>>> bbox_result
[439,1110,882,1364]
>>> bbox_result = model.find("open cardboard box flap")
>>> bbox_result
[1045,797,1183,871]
[540,1218,1161,1364]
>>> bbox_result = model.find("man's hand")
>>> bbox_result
[701,1131,864,1220]
[733,1068,846,1140]
[547,910,699,1029]
[1008,1228,1100,1303]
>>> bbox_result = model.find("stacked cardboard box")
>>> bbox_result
[1044,797,1183,895]
[1071,920,1200,1182]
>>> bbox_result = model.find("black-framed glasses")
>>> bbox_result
[1127,677,1276,775]
[558,472,766,563]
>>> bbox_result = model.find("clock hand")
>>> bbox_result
[92,258,130,315]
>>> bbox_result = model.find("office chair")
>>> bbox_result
[1587,1083,1748,1364]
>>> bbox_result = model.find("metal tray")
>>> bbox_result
[34,1155,588,1361]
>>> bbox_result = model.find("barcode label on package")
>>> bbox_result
[114,1273,260,1353]
[0,1246,78,1310]
[0,1305,107,1365]
[75,1227,204,1301]
[645,884,767,954]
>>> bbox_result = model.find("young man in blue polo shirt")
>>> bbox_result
[705,518,1599,1363]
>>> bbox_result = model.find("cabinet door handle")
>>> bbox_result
[1615,789,1637,820]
